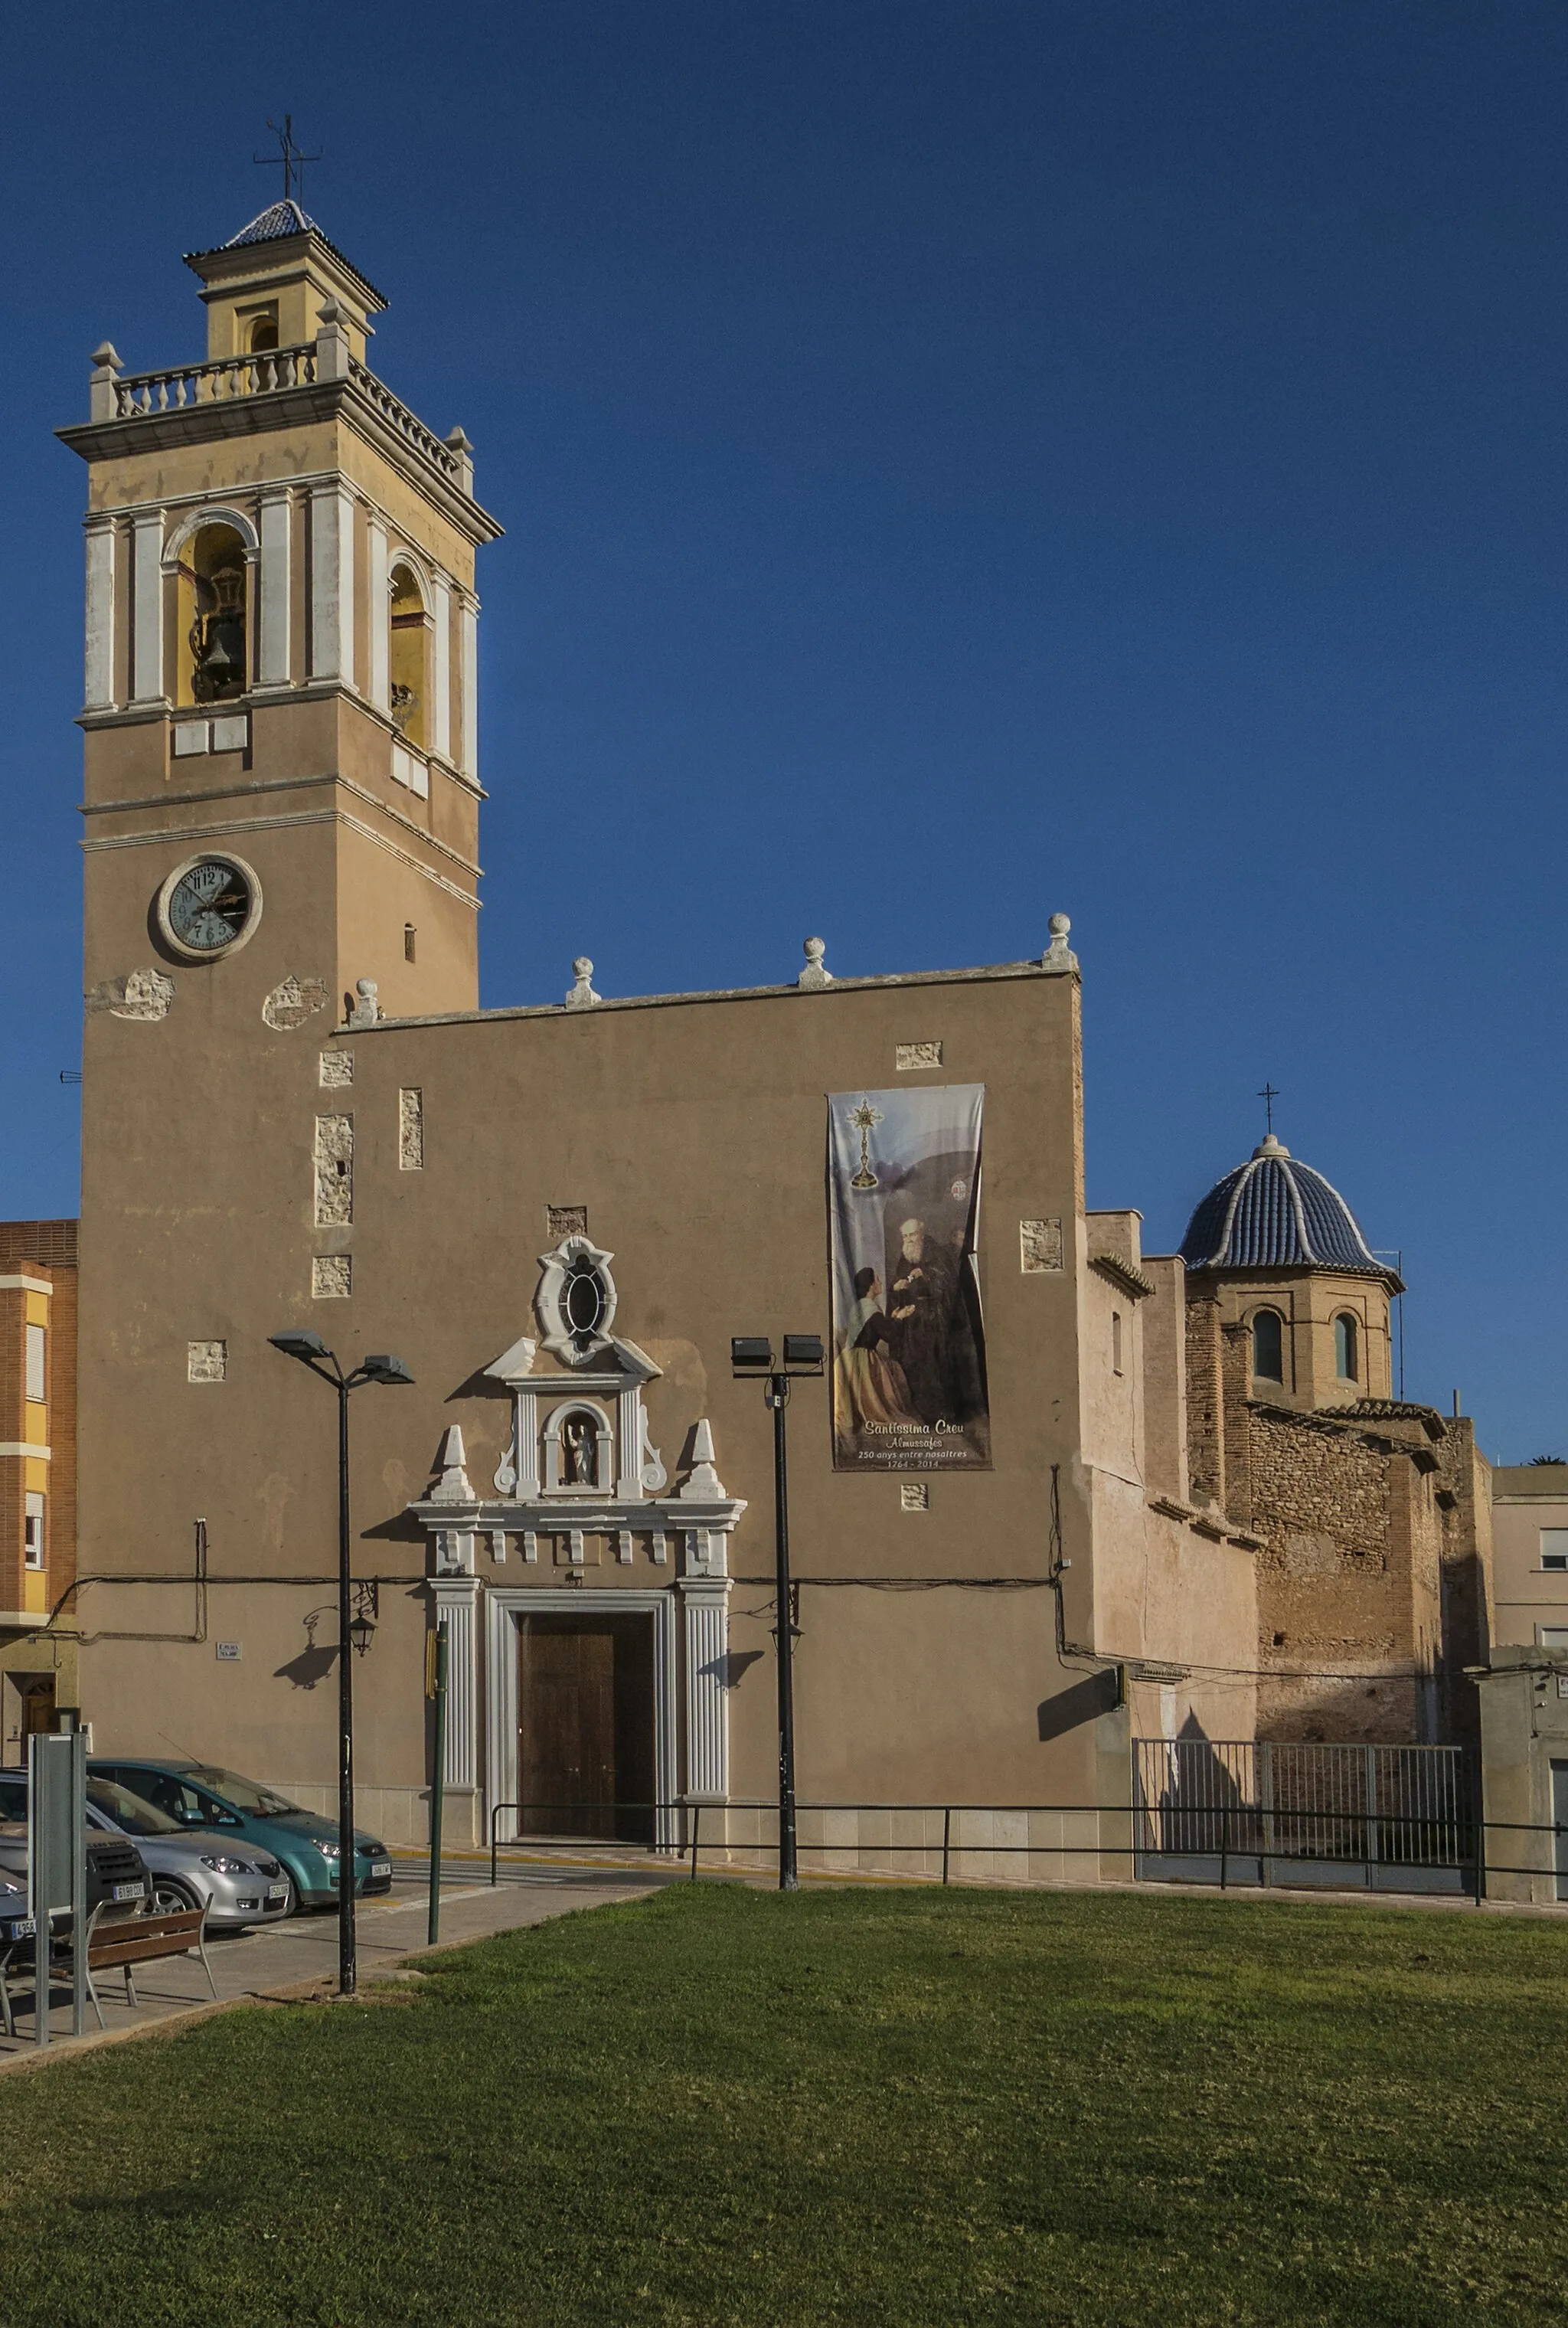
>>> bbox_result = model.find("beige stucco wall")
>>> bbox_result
[1491,1466,1568,1649]
[1475,1646,1568,1905]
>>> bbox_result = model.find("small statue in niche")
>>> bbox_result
[189,564,247,701]
[390,682,420,734]
[561,1414,598,1488]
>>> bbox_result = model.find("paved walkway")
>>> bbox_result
[0,1860,674,2071]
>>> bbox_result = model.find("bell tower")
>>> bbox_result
[59,198,501,1032]
[58,204,502,1591]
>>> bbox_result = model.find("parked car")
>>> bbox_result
[91,1761,394,1912]
[0,1771,285,1928]
[0,1804,149,1927]
[91,1774,292,1927]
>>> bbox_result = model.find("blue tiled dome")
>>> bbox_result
[1180,1136,1398,1283]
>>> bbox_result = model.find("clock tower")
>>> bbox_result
[58,202,501,1582]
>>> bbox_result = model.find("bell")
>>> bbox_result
[191,566,247,701]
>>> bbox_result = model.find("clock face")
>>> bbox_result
[157,855,261,960]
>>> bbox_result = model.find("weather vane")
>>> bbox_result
[254,115,321,205]
[1257,1082,1280,1137]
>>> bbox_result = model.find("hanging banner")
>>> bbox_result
[828,1084,990,1470]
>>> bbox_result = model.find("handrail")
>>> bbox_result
[113,345,319,414]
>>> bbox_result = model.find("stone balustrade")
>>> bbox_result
[347,356,464,484]
[91,338,472,499]
[110,344,320,415]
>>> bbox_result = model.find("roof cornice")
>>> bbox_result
[57,375,501,547]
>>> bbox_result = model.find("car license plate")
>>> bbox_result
[370,1860,391,1878]
[112,1882,143,1903]
[266,1882,289,1900]
[5,1917,35,1940]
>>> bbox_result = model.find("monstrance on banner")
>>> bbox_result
[827,1084,991,1470]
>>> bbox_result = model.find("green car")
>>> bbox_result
[90,1760,394,1914]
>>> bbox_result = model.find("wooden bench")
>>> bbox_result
[80,1901,218,2026]
[0,1902,220,2035]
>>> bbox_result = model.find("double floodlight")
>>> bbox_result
[730,1334,825,1375]
[269,1334,414,1389]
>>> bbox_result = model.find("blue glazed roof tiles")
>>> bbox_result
[1179,1139,1393,1280]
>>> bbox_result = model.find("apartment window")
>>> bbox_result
[23,1493,44,1570]
[1252,1308,1284,1382]
[1334,1312,1359,1382]
[24,1323,44,1404]
[1541,1530,1568,1572]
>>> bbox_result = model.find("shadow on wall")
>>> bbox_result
[1037,1668,1121,1741]
[276,1614,340,1692]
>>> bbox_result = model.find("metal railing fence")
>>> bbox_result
[1132,1738,1469,1891]
[485,1793,1568,1901]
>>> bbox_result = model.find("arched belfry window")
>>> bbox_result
[177,523,249,706]
[1334,1312,1359,1382]
[389,561,430,749]
[1252,1308,1285,1383]
[247,311,279,354]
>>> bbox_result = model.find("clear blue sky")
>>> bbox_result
[2,3,1563,1458]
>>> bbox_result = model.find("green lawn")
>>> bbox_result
[1,1882,1565,2325]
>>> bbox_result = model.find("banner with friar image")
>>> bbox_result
[828,1084,991,1470]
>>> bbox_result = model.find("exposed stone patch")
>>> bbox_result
[263,976,329,1032]
[86,967,175,1021]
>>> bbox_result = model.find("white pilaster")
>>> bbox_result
[309,485,356,684]
[256,492,292,687]
[431,573,452,759]
[514,1390,541,1498]
[459,594,479,780]
[366,516,389,713]
[432,1578,479,1790]
[130,512,165,704]
[617,1387,643,1502]
[84,521,116,711]
[681,1581,730,1800]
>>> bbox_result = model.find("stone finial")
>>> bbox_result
[89,342,122,422]
[797,936,832,990]
[347,978,381,1028]
[678,1417,727,1500]
[565,956,601,1009]
[444,426,476,496]
[1040,914,1079,976]
[430,1425,475,1504]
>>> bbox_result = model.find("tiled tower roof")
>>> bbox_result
[224,199,318,246]
[1180,1136,1400,1284]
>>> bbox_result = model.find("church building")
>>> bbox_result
[0,207,1494,1872]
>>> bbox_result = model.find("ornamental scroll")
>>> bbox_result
[828,1084,990,1471]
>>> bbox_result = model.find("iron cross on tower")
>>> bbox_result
[254,116,321,204]
[1257,1083,1280,1137]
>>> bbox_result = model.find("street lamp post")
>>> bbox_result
[731,1334,824,1892]
[270,1333,414,1994]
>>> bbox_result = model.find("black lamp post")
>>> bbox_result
[731,1333,824,1892]
[269,1332,414,1994]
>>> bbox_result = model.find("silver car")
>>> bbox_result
[85,1777,293,1927]
[0,1772,292,1930]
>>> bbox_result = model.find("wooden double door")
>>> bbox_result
[517,1613,656,1843]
